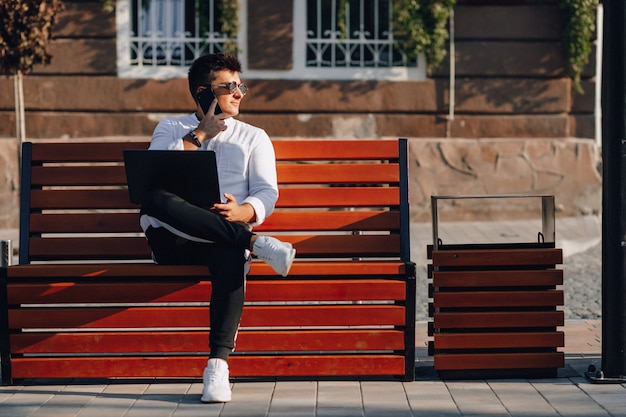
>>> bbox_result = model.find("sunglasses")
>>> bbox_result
[210,81,248,96]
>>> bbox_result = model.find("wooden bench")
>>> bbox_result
[0,138,416,384]
[427,195,565,379]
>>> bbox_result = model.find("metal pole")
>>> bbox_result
[588,0,626,382]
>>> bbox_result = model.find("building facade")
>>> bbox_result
[0,0,602,229]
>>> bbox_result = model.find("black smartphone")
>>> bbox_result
[196,88,222,115]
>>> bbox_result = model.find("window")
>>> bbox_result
[306,0,415,68]
[117,0,425,80]
[117,0,232,78]
[243,0,424,81]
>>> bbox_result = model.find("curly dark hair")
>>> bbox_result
[188,53,242,99]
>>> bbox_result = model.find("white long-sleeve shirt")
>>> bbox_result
[140,114,279,243]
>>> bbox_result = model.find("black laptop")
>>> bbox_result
[123,149,221,207]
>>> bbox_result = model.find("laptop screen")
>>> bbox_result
[123,150,221,207]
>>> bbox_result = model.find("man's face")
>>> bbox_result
[208,70,245,117]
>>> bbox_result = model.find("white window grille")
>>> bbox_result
[306,0,416,68]
[117,0,231,78]
[242,0,424,81]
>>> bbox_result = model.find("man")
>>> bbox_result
[139,53,296,403]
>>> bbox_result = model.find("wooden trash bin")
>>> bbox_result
[427,195,564,379]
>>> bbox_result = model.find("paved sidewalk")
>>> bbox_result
[1,320,624,417]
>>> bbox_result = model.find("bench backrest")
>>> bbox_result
[19,139,411,264]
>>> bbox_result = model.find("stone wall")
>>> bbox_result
[407,138,602,222]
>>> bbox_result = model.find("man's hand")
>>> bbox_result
[212,193,256,223]
[197,99,229,140]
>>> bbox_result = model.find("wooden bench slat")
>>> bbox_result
[275,187,400,208]
[28,237,151,260]
[433,352,565,371]
[432,269,563,287]
[258,210,399,231]
[8,280,406,304]
[277,164,399,184]
[283,234,401,257]
[433,332,564,349]
[433,311,565,329]
[433,290,563,308]
[431,248,563,267]
[9,305,406,329]
[30,141,147,162]
[273,140,400,160]
[30,189,135,210]
[6,261,407,278]
[11,329,406,354]
[28,140,400,163]
[31,165,128,186]
[27,235,402,260]
[31,188,400,211]
[29,211,399,234]
[30,213,142,234]
[10,355,407,379]
[30,164,399,187]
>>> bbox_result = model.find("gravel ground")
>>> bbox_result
[562,242,602,319]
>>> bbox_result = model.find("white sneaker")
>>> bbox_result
[201,358,232,403]
[253,236,296,277]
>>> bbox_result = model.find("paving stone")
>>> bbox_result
[361,381,413,417]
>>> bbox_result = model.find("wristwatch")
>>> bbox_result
[186,130,202,147]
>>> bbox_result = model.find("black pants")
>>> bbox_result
[142,189,254,360]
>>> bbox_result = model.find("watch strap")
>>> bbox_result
[187,130,202,147]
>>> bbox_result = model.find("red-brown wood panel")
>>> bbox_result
[231,355,406,377]
[433,311,565,329]
[26,234,401,260]
[30,206,398,233]
[433,290,564,308]
[8,279,405,304]
[277,164,399,184]
[31,141,147,162]
[30,211,393,234]
[28,237,151,260]
[433,332,564,349]
[281,234,401,257]
[31,165,128,186]
[30,189,135,210]
[273,140,399,161]
[6,263,210,278]
[432,269,563,287]
[5,261,406,278]
[432,248,563,267]
[29,140,398,163]
[31,188,398,211]
[10,354,406,379]
[245,279,405,301]
[433,352,565,371]
[30,213,142,233]
[11,329,405,354]
[274,188,400,208]
[9,305,406,329]
[257,210,399,231]
[431,248,563,267]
